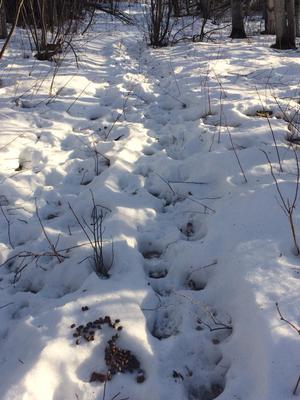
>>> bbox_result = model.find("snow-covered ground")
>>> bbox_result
[1,9,300,400]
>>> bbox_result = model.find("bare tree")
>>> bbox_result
[230,0,246,38]
[0,0,102,60]
[0,0,24,59]
[147,0,172,46]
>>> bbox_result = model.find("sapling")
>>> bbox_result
[262,149,300,255]
[69,191,113,278]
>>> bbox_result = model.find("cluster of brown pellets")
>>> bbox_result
[105,333,145,383]
[71,315,122,345]
[70,310,145,384]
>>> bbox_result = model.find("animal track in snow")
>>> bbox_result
[148,297,182,340]
[160,317,229,400]
[178,214,207,242]
[147,266,168,279]
[184,270,207,291]
[186,380,225,400]
[63,158,107,186]
[143,256,174,296]
[16,147,47,173]
[139,239,164,260]
[142,145,158,156]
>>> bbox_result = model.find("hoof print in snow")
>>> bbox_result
[226,143,247,151]
[178,215,207,241]
[89,115,100,121]
[187,382,224,400]
[142,146,157,156]
[20,100,37,109]
[186,277,206,291]
[15,163,23,172]
[195,324,204,331]
[143,250,162,259]
[210,328,233,344]
[148,268,168,279]
[195,311,232,340]
[45,213,59,220]
[80,179,93,186]
[136,369,146,383]
[286,131,300,145]
[185,270,207,291]
[173,370,184,381]
[0,195,9,206]
[151,309,181,340]
[255,110,273,118]
[140,241,163,260]
[180,222,194,239]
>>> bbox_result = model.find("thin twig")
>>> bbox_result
[0,302,14,310]
[256,88,283,172]
[275,302,300,335]
[35,198,64,263]
[0,205,14,248]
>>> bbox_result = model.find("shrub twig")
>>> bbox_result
[261,149,300,255]
[276,302,300,395]
[68,191,113,278]
[35,198,65,263]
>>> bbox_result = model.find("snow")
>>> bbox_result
[1,8,300,400]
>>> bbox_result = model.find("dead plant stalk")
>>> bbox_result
[261,149,300,255]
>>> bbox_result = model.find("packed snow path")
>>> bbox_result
[0,13,300,400]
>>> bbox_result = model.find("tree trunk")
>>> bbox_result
[172,0,180,17]
[286,0,296,46]
[0,0,7,39]
[295,0,300,35]
[272,0,292,48]
[264,0,276,34]
[230,0,247,38]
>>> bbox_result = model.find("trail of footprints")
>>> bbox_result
[135,107,232,399]
[132,60,299,398]
[139,230,232,399]
[0,35,236,399]
[123,52,234,399]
